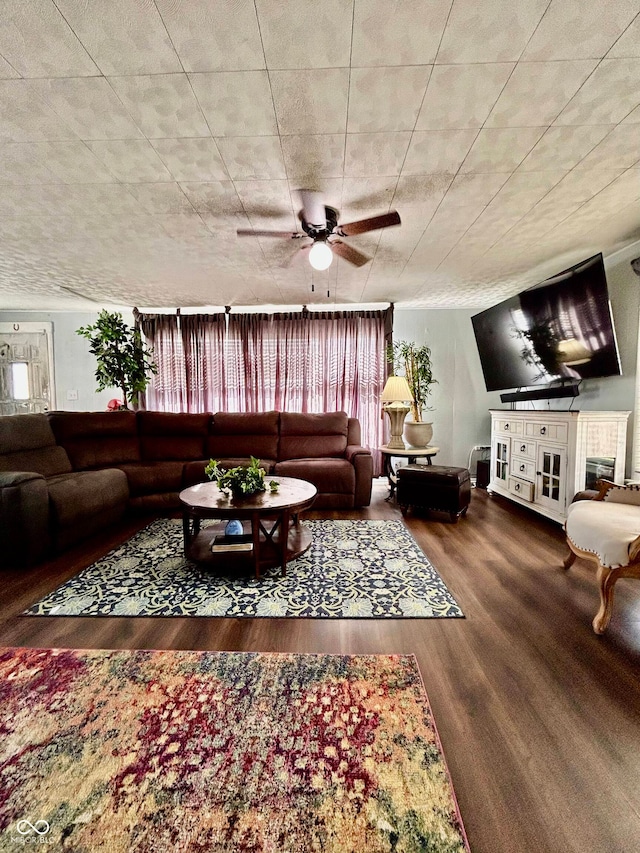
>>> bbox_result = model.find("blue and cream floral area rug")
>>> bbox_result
[24,519,464,619]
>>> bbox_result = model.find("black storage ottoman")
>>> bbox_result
[396,464,471,522]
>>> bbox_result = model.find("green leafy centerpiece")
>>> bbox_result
[205,456,278,499]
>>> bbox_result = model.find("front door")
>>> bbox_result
[0,322,55,414]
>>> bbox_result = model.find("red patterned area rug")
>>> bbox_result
[0,648,469,853]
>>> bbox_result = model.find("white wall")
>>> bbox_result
[393,247,640,475]
[0,309,135,412]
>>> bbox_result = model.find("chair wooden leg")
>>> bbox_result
[593,564,619,635]
[563,549,577,570]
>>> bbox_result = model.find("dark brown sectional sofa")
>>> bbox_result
[0,409,373,567]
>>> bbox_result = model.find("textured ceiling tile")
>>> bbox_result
[460,127,546,173]
[107,74,210,139]
[437,0,548,63]
[234,180,297,231]
[55,0,181,75]
[347,66,431,133]
[270,69,349,135]
[345,132,412,177]
[575,125,640,170]
[0,0,99,77]
[57,184,147,216]
[29,77,143,140]
[155,0,264,72]
[352,0,450,66]
[255,0,352,69]
[281,135,345,183]
[28,141,118,183]
[554,59,640,125]
[86,140,174,183]
[402,129,478,175]
[339,178,396,220]
[393,174,453,220]
[0,53,20,78]
[489,170,567,211]
[0,144,57,184]
[622,102,640,123]
[439,173,510,209]
[178,181,245,218]
[415,63,514,130]
[189,72,278,137]
[216,137,287,180]
[530,170,624,212]
[486,61,598,127]
[122,183,195,215]
[518,125,613,171]
[522,0,639,60]
[151,138,228,182]
[0,80,79,141]
[607,15,640,58]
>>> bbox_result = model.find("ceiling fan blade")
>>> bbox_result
[237,229,300,238]
[330,239,370,267]
[338,210,401,236]
[298,189,327,228]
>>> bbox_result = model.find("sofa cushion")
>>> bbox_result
[274,458,355,494]
[48,411,140,469]
[278,412,348,460]
[47,469,128,529]
[207,411,279,461]
[116,461,185,496]
[138,411,210,461]
[0,413,72,476]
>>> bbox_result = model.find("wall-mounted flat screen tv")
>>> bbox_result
[471,253,621,393]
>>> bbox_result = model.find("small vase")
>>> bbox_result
[225,519,244,536]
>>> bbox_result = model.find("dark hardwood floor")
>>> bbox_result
[2,480,640,853]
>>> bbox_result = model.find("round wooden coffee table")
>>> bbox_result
[179,476,317,579]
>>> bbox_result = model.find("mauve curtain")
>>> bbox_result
[136,312,187,413]
[180,313,227,412]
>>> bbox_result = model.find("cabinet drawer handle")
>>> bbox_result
[540,426,547,435]
[515,483,521,491]
[520,444,526,452]
[504,423,510,430]
[520,464,525,471]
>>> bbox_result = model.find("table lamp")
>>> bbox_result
[381,375,412,450]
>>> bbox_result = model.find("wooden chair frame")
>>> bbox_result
[564,480,640,634]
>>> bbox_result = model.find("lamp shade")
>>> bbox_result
[381,375,412,403]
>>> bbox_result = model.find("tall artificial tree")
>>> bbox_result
[77,311,157,410]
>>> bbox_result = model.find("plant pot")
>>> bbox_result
[403,420,433,448]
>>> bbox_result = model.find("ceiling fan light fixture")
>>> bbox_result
[308,240,333,271]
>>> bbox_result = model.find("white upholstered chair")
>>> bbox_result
[564,481,640,634]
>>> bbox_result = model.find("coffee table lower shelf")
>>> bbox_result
[184,521,312,577]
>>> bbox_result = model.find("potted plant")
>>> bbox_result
[388,340,437,448]
[77,311,157,410]
[205,456,279,500]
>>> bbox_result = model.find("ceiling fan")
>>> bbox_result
[237,190,401,270]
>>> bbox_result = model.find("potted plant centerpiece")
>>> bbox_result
[388,340,437,448]
[205,456,279,500]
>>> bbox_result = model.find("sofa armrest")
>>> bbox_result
[345,444,370,462]
[599,480,640,506]
[345,445,373,507]
[0,472,51,568]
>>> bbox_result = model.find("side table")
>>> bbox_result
[379,444,440,499]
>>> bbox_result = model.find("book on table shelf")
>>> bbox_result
[211,533,254,553]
